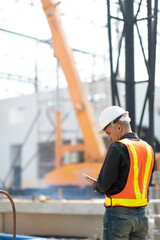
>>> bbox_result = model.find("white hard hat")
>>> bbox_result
[98,106,129,135]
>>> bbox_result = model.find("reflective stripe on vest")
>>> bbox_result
[105,139,154,207]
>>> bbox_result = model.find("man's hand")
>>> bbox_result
[82,173,97,185]
[85,177,96,185]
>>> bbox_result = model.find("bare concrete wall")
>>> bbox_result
[0,199,105,238]
[3,212,103,237]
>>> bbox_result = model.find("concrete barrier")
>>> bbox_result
[0,199,105,238]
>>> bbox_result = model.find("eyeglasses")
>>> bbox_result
[103,115,122,132]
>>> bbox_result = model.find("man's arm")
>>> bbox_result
[93,144,123,195]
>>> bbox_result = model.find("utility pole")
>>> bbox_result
[106,0,158,148]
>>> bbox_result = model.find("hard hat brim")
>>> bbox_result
[98,129,105,135]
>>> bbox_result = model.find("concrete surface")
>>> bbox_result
[0,199,105,238]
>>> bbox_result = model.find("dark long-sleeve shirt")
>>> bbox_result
[94,132,154,196]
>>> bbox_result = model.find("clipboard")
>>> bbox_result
[82,173,96,182]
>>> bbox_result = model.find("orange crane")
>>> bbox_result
[41,0,106,186]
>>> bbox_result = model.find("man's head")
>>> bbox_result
[98,106,132,143]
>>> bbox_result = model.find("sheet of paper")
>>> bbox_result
[82,173,96,182]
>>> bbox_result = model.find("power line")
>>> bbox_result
[0,72,35,84]
[0,28,51,44]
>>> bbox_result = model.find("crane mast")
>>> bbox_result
[41,0,106,163]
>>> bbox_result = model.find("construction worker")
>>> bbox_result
[92,106,154,240]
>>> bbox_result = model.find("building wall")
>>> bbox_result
[136,84,160,145]
[0,79,160,187]
[155,86,160,148]
[0,78,111,188]
[2,79,160,188]
[0,94,38,187]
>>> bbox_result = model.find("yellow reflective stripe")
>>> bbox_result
[119,139,141,199]
[105,197,147,207]
[142,141,152,199]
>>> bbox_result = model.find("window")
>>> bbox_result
[38,142,55,178]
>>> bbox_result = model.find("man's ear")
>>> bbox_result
[116,124,121,131]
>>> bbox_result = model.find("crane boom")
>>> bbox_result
[41,0,106,162]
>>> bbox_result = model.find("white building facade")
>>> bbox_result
[0,78,111,188]
[0,80,160,189]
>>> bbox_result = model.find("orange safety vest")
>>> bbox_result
[105,138,154,208]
